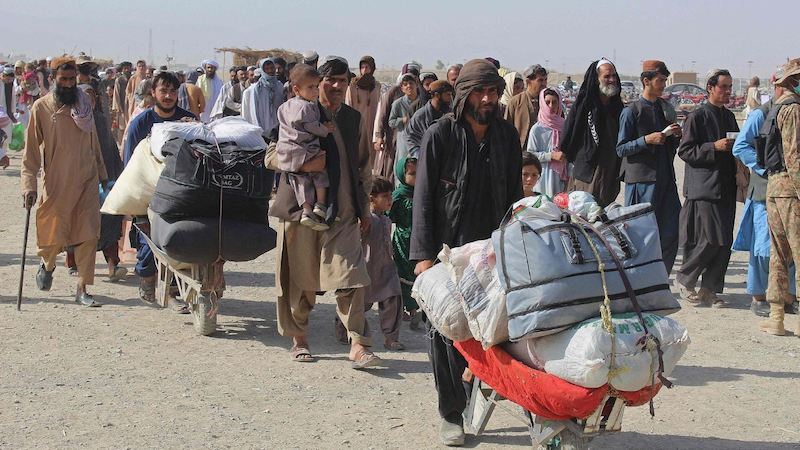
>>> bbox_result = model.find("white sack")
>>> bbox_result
[503,313,690,391]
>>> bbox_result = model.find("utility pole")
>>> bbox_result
[148,28,155,67]
[747,60,753,80]
[691,60,696,72]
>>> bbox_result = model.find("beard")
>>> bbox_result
[155,98,176,114]
[206,71,216,79]
[465,100,497,125]
[54,83,78,105]
[598,80,620,97]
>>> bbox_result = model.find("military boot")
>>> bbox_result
[758,302,786,336]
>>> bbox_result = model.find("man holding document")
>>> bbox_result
[616,60,682,274]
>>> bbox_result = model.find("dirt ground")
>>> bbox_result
[0,151,798,450]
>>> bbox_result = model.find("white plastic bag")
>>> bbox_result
[150,116,266,161]
[508,195,563,223]
[411,263,472,342]
[101,137,163,216]
[439,239,508,349]
[503,313,690,391]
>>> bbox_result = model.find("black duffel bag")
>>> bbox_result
[150,139,273,224]
[150,213,277,264]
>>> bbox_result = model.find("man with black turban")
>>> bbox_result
[562,58,624,207]
[410,58,523,446]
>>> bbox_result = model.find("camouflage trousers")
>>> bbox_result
[767,197,800,305]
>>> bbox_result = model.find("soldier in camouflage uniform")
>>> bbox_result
[760,58,800,336]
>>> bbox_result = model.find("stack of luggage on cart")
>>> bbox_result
[101,117,277,265]
[412,192,691,421]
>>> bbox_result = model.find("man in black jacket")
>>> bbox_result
[411,58,523,446]
[674,69,739,308]
[562,59,624,207]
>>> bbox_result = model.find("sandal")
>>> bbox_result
[350,348,382,370]
[673,278,699,303]
[290,344,316,363]
[109,265,127,282]
[300,211,329,231]
[139,278,156,305]
[383,340,406,351]
[708,293,727,309]
[168,297,190,314]
[694,290,713,308]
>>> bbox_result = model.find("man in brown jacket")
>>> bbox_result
[505,64,547,148]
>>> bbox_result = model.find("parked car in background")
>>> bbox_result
[662,83,708,122]
[621,80,639,105]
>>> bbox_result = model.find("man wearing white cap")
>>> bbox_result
[302,50,319,69]
[196,59,223,122]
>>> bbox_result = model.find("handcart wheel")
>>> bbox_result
[191,293,217,336]
[538,428,591,450]
[555,428,590,450]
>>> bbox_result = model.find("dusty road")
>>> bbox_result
[0,152,798,450]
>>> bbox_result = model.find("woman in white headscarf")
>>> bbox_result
[498,71,523,117]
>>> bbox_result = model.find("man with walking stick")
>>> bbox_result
[21,57,108,307]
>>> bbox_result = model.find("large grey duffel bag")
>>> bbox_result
[493,203,680,341]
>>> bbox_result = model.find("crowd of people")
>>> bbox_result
[1,50,799,446]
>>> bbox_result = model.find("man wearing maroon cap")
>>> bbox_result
[616,60,682,274]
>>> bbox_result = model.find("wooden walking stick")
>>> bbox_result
[17,195,34,311]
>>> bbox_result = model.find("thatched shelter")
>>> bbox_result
[215,47,303,67]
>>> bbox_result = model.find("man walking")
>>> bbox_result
[124,71,196,311]
[270,56,381,369]
[674,69,739,308]
[562,59,624,207]
[404,80,453,158]
[505,64,547,148]
[196,60,223,123]
[21,58,109,307]
[111,61,132,145]
[733,72,797,317]
[411,59,522,446]
[616,60,682,274]
[242,58,284,141]
[759,59,800,335]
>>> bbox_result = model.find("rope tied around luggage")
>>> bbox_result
[568,211,673,417]
[571,217,630,384]
[206,130,227,319]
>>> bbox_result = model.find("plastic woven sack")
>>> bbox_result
[503,313,690,391]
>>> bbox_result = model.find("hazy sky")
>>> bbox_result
[1,0,793,79]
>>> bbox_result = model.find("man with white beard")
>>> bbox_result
[196,60,223,122]
[562,58,624,207]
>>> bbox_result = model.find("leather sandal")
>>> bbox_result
[350,348,382,370]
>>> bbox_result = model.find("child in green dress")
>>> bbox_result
[390,157,423,329]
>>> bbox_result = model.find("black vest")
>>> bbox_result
[747,102,772,202]
[620,98,678,184]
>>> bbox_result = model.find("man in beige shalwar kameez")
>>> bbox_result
[21,58,108,307]
[111,61,132,146]
[270,56,382,368]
